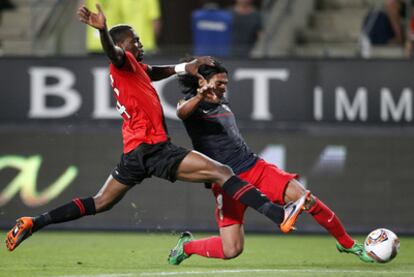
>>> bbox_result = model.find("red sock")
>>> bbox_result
[183,236,225,259]
[307,197,354,249]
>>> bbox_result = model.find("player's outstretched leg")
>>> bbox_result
[5,197,96,252]
[336,241,374,263]
[6,177,130,252]
[304,193,373,263]
[280,190,310,233]
[6,217,34,251]
[177,153,287,228]
[168,231,194,265]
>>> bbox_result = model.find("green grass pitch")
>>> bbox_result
[0,231,413,277]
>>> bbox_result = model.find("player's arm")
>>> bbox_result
[176,83,213,120]
[146,65,175,81]
[147,56,215,81]
[77,3,125,68]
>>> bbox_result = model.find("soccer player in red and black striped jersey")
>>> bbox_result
[5,3,307,252]
[167,58,374,264]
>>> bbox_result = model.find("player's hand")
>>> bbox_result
[185,56,215,80]
[197,83,217,102]
[196,78,208,98]
[196,84,213,98]
[77,3,106,30]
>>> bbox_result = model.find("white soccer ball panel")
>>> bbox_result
[364,228,400,263]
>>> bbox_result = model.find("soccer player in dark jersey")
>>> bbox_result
[5,4,308,252]
[167,58,374,264]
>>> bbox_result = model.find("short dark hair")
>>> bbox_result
[109,24,133,44]
[178,56,228,95]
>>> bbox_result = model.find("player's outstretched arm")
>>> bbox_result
[184,57,215,80]
[176,81,214,120]
[77,3,124,68]
[146,65,176,81]
[147,56,214,82]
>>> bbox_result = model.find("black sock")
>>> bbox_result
[33,197,96,232]
[222,176,284,224]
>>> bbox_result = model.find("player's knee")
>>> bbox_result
[223,244,243,259]
[93,195,115,213]
[207,163,234,185]
[214,163,233,176]
[219,164,233,177]
[304,193,317,211]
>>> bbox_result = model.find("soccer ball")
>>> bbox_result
[364,228,400,263]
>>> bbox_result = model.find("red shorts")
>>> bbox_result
[212,159,298,228]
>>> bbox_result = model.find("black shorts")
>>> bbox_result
[111,141,191,186]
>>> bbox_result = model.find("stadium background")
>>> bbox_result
[0,0,413,236]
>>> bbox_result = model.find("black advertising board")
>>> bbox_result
[1,57,414,126]
[0,57,413,233]
[0,129,412,234]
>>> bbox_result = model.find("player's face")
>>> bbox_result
[207,72,228,99]
[120,30,144,61]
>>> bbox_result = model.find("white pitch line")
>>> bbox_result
[56,273,133,277]
[139,269,414,276]
[55,269,414,277]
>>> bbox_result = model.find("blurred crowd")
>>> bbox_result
[85,0,262,58]
[86,0,162,54]
[86,0,414,59]
[3,0,414,58]
[362,0,414,57]
[191,0,262,57]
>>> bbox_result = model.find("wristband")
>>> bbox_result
[174,63,187,75]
